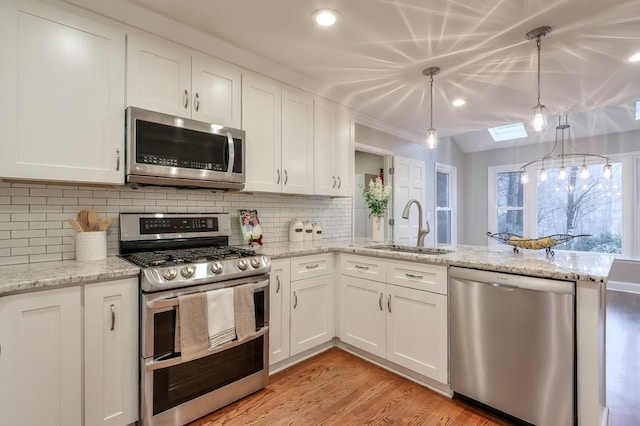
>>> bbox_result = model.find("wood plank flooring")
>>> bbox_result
[190,348,506,426]
[190,289,640,426]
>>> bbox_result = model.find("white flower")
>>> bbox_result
[363,177,391,217]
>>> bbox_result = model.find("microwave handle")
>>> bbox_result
[226,132,235,176]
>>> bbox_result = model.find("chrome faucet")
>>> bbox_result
[401,199,430,247]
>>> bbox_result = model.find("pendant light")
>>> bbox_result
[423,66,440,149]
[526,26,552,132]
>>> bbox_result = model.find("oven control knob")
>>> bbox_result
[250,257,261,269]
[163,268,177,281]
[211,262,223,275]
[237,259,249,270]
[181,266,195,278]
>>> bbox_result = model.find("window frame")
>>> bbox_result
[434,163,457,246]
[488,152,637,257]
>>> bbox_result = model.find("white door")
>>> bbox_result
[290,275,334,356]
[84,278,138,426]
[0,287,82,426]
[392,156,426,244]
[269,259,291,366]
[242,73,282,192]
[313,98,338,196]
[281,87,314,195]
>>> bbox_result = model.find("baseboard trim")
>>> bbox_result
[607,280,640,294]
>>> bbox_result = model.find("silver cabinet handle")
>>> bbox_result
[284,170,288,185]
[355,264,369,271]
[305,264,319,269]
[276,275,281,294]
[277,169,281,184]
[338,176,342,189]
[115,149,120,171]
[293,291,298,309]
[379,293,383,311]
[194,92,200,112]
[183,89,189,109]
[405,273,423,280]
[110,304,115,331]
[332,176,336,188]
[387,295,392,313]
[226,132,235,176]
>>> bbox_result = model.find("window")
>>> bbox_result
[488,123,528,142]
[489,157,628,255]
[435,164,457,246]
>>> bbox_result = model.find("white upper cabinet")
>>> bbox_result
[127,31,241,128]
[314,99,354,196]
[243,73,314,195]
[0,0,125,185]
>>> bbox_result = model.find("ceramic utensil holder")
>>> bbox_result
[76,231,107,261]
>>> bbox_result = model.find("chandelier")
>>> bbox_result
[519,115,613,184]
[423,66,440,149]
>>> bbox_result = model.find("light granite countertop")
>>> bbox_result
[0,257,140,296]
[255,239,615,283]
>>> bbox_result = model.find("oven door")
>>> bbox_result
[126,106,245,190]
[140,276,269,426]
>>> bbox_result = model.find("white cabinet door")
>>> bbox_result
[269,259,291,366]
[190,52,241,128]
[242,73,282,193]
[84,278,138,426]
[126,31,192,118]
[335,107,354,196]
[0,286,82,426]
[282,87,314,195]
[290,275,334,356]
[339,276,386,358]
[0,0,125,185]
[386,284,448,383]
[313,98,338,196]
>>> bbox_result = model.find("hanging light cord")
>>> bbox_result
[536,37,542,105]
[429,74,434,128]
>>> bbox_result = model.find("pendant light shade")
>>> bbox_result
[526,26,552,132]
[423,66,440,150]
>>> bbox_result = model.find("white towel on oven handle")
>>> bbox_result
[206,287,236,348]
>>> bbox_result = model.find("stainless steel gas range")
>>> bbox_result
[119,212,271,426]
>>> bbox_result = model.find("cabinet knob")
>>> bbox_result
[387,295,392,313]
[115,149,120,171]
[338,176,342,189]
[277,169,281,184]
[379,293,383,311]
[276,275,281,294]
[194,92,200,112]
[284,170,288,185]
[332,176,336,188]
[293,291,298,309]
[110,304,116,331]
[183,89,189,109]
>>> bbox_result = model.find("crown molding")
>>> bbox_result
[354,113,425,145]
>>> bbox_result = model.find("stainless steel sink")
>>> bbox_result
[367,244,454,255]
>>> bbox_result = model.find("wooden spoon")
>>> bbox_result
[67,218,84,232]
[97,217,113,232]
[77,210,89,232]
[88,209,99,232]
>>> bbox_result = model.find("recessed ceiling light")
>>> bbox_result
[629,52,640,63]
[452,99,466,107]
[313,9,338,27]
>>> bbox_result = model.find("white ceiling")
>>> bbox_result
[128,0,640,152]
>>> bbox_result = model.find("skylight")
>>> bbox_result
[636,101,640,120]
[488,123,528,142]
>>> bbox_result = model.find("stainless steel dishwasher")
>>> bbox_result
[449,267,575,426]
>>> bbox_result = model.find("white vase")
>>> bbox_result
[371,215,384,242]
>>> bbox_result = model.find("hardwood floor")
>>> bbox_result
[606,290,640,426]
[190,348,506,426]
[190,290,639,426]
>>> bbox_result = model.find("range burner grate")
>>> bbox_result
[124,246,256,268]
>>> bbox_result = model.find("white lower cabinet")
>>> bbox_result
[339,255,448,384]
[0,278,138,426]
[0,286,83,426]
[269,259,291,365]
[290,254,335,356]
[84,278,138,426]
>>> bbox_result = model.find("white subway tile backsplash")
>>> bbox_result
[0,183,353,265]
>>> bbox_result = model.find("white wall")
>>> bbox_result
[0,182,352,266]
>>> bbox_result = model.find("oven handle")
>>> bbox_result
[145,325,269,370]
[226,132,235,176]
[146,279,268,310]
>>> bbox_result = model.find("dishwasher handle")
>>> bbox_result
[450,266,574,295]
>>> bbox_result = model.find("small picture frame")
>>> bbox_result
[238,209,261,241]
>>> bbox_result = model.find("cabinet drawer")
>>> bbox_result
[290,254,333,281]
[339,254,385,283]
[386,260,447,294]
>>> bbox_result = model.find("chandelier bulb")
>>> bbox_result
[426,128,437,150]
[603,163,612,179]
[580,162,590,179]
[558,166,567,180]
[520,170,529,184]
[539,167,548,182]
[532,104,547,132]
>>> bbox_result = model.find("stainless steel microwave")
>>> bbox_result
[125,107,245,190]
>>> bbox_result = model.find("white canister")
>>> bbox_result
[312,223,322,241]
[76,231,107,261]
[303,222,313,241]
[289,219,304,242]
